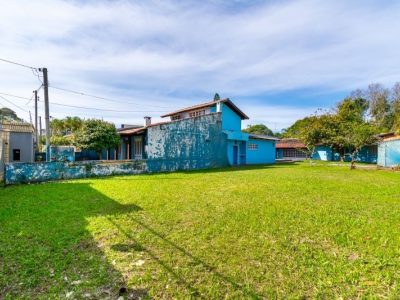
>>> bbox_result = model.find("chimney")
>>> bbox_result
[144,116,151,127]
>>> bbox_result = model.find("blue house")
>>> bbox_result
[377,132,400,167]
[103,98,278,169]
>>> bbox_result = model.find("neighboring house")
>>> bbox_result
[276,138,308,160]
[103,98,278,168]
[312,145,378,163]
[377,132,400,167]
[0,122,34,180]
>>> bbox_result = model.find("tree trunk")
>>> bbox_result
[350,150,358,170]
[98,152,102,160]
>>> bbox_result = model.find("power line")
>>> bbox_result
[38,100,168,113]
[0,91,31,101]
[0,91,169,113]
[0,95,30,113]
[50,85,173,109]
[0,57,38,70]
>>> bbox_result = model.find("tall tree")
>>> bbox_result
[75,119,120,159]
[213,93,220,101]
[242,124,274,136]
[0,107,21,122]
[50,116,83,136]
[391,82,400,133]
[365,83,391,130]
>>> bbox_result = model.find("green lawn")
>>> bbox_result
[1,163,400,299]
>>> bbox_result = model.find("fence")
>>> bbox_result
[5,160,147,185]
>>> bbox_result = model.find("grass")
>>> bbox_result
[1,163,400,299]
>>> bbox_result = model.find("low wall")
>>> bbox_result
[5,160,146,185]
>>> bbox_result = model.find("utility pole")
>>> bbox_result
[40,67,50,161]
[39,116,42,137]
[34,90,38,151]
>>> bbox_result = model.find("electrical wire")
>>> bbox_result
[0,95,30,113]
[49,85,174,109]
[0,57,38,70]
[0,91,168,113]
[0,92,31,101]
[38,100,168,113]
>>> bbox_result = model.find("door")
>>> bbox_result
[233,145,238,166]
[134,137,143,159]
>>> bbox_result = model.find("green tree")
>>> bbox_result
[391,82,400,133]
[213,93,221,101]
[75,119,120,159]
[51,116,83,136]
[340,122,378,169]
[365,83,391,130]
[0,107,21,122]
[242,124,274,136]
[281,116,317,138]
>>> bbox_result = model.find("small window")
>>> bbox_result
[171,114,181,121]
[13,149,21,161]
[248,144,258,151]
[189,110,206,118]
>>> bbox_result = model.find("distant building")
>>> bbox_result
[0,122,34,180]
[103,98,278,169]
[378,132,400,167]
[276,138,308,160]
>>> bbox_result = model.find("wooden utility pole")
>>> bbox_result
[39,116,42,136]
[41,68,50,161]
[34,90,38,151]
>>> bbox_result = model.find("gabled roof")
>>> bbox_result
[276,138,306,149]
[160,98,249,120]
[249,134,280,141]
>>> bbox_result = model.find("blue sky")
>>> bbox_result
[1,0,400,130]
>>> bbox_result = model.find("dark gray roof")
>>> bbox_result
[249,134,280,141]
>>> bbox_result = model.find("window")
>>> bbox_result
[134,137,142,159]
[282,149,307,158]
[248,144,258,150]
[171,114,181,121]
[189,110,206,118]
[13,149,21,161]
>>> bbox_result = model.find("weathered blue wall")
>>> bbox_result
[312,146,334,161]
[146,113,228,172]
[378,139,400,167]
[5,160,146,185]
[49,146,75,162]
[246,139,276,164]
[312,145,377,163]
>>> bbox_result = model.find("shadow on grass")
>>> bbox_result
[1,179,262,298]
[107,217,263,299]
[0,182,146,299]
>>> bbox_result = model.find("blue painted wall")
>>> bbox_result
[146,113,229,172]
[312,145,377,163]
[49,146,75,162]
[246,139,276,164]
[221,103,242,131]
[378,139,400,167]
[312,146,334,161]
[5,160,147,185]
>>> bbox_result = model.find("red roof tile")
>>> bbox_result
[276,138,306,149]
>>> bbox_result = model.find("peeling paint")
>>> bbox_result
[5,160,146,185]
[146,113,228,172]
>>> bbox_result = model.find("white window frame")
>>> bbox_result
[248,143,258,151]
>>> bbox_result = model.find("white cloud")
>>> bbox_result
[0,0,399,129]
